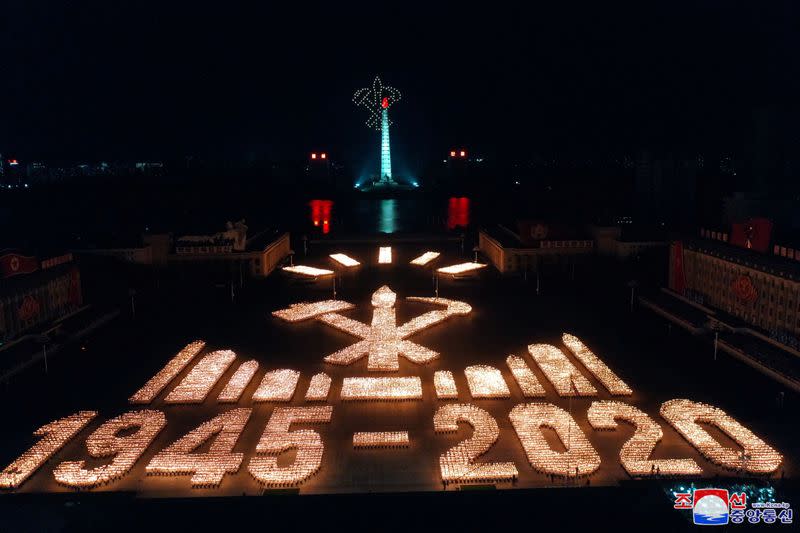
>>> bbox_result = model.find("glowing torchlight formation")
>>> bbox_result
[0,411,97,489]
[54,410,166,488]
[303,286,470,371]
[217,360,259,403]
[378,246,392,264]
[464,365,511,398]
[249,406,333,486]
[282,265,334,277]
[272,300,355,322]
[660,399,783,474]
[561,334,632,395]
[527,344,597,396]
[340,377,423,400]
[353,431,410,448]
[146,408,251,487]
[434,404,518,484]
[305,372,332,402]
[129,341,205,404]
[587,401,702,476]
[329,253,360,267]
[434,370,459,399]
[164,350,237,404]
[509,403,601,477]
[3,270,791,495]
[410,251,440,266]
[252,369,301,402]
[437,262,487,275]
[505,355,546,397]
[353,76,401,183]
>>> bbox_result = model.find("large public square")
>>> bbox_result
[1,238,796,529]
[3,3,799,529]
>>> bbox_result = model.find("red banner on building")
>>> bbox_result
[671,241,686,295]
[0,252,38,279]
[730,218,773,253]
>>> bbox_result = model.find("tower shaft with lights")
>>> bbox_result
[380,107,392,181]
[353,76,401,187]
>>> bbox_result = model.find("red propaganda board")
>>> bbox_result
[730,218,773,253]
[0,252,38,279]
[68,268,82,306]
[731,275,758,303]
[671,241,686,295]
[447,197,470,230]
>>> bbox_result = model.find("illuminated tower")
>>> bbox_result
[353,76,401,185]
[380,101,391,180]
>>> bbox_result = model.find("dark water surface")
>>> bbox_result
[305,196,474,235]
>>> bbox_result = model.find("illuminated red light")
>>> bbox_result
[321,153,327,159]
[310,199,333,235]
[311,153,317,159]
[381,97,389,109]
[9,159,18,165]
[460,151,466,157]
[450,151,456,157]
[447,197,471,230]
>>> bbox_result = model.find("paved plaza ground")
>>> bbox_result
[1,241,797,529]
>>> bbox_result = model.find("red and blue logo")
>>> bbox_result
[693,488,730,525]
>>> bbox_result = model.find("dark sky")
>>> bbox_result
[1,1,797,164]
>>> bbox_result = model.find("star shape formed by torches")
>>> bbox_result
[272,286,471,371]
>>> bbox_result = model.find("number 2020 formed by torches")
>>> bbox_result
[0,284,786,494]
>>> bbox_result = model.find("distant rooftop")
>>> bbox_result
[482,223,591,249]
[684,237,800,282]
[619,225,668,242]
[245,228,285,251]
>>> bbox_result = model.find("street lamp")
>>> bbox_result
[34,334,50,374]
[128,288,137,319]
[707,320,725,361]
[472,246,480,263]
[288,250,295,266]
[627,280,638,312]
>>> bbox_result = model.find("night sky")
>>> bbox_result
[1,1,797,164]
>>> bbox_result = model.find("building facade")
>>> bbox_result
[669,240,800,337]
[0,252,83,341]
[479,228,593,274]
